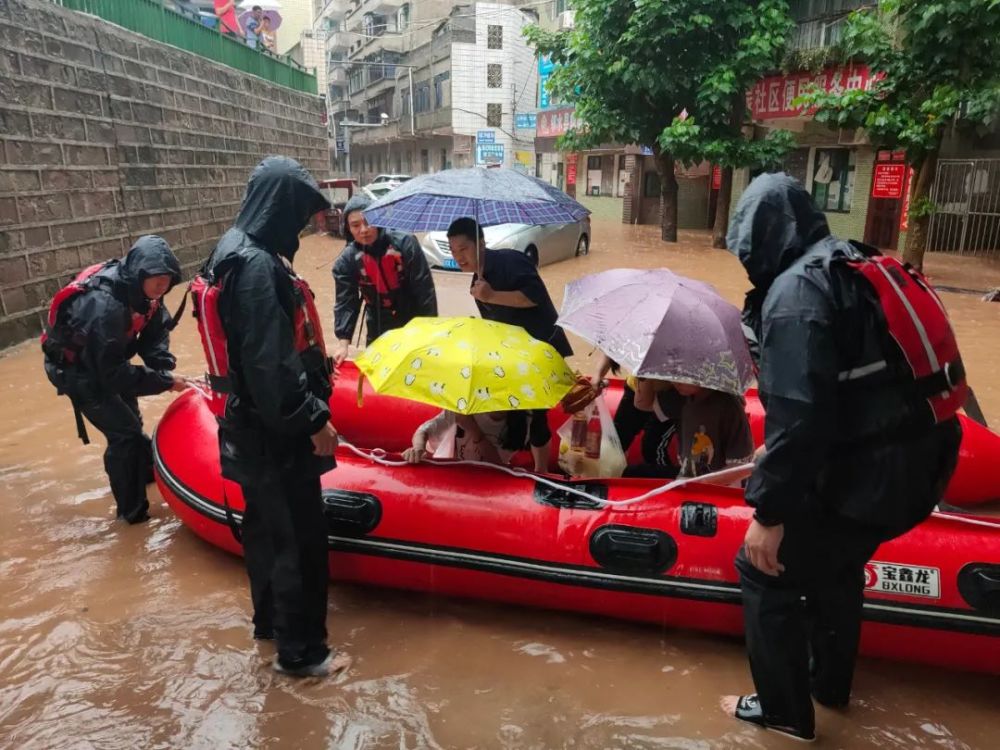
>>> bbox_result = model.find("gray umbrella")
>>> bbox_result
[362,167,590,231]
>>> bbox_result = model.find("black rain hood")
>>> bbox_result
[234,156,330,261]
[726,172,830,293]
[118,235,182,313]
[342,193,383,246]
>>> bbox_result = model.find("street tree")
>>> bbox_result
[797,0,1000,270]
[526,0,793,245]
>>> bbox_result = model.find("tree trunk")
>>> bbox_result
[655,150,678,243]
[712,166,734,249]
[901,149,939,272]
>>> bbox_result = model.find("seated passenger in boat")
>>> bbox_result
[403,410,514,466]
[590,354,678,478]
[630,379,753,479]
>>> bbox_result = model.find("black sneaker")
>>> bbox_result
[733,694,816,743]
[272,651,351,678]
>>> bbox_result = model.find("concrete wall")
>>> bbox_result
[0,0,328,349]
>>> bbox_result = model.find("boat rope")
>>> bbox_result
[181,385,998,523]
[336,438,752,511]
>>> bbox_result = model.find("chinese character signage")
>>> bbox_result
[747,65,879,120]
[538,56,557,109]
[477,130,496,144]
[871,163,907,199]
[566,153,578,186]
[900,167,915,231]
[515,113,537,130]
[865,561,940,599]
[476,144,505,165]
[536,107,578,137]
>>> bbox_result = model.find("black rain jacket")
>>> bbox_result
[206,156,334,479]
[728,173,960,537]
[43,235,181,400]
[332,193,437,344]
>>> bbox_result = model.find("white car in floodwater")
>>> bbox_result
[420,218,591,270]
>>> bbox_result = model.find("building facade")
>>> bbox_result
[735,0,1000,257]
[311,0,538,183]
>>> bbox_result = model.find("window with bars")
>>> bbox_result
[487,24,503,49]
[487,64,502,89]
[486,103,502,127]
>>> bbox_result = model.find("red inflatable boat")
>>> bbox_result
[154,364,1000,675]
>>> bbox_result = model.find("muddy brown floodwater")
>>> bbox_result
[2,221,1000,749]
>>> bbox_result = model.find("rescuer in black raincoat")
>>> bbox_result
[43,235,186,524]
[207,157,349,678]
[331,193,437,364]
[722,173,961,741]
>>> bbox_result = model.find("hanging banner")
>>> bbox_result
[747,65,880,120]
[712,164,722,190]
[899,167,915,232]
[566,153,578,186]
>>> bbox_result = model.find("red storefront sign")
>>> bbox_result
[900,167,915,231]
[711,164,722,190]
[536,107,578,137]
[566,153,578,186]
[747,65,879,120]
[871,163,907,199]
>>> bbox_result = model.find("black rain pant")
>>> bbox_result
[77,392,153,523]
[735,511,885,737]
[239,470,330,668]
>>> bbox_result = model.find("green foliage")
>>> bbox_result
[795,0,1000,168]
[524,0,794,170]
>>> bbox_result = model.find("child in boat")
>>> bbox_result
[631,379,753,479]
[403,410,515,466]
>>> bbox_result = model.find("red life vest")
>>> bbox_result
[358,245,404,310]
[839,252,967,424]
[191,259,331,411]
[41,261,160,364]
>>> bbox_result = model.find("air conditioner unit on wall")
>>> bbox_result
[557,11,575,30]
[838,127,870,146]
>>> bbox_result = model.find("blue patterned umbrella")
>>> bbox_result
[362,167,590,230]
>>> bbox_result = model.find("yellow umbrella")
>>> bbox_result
[354,317,575,415]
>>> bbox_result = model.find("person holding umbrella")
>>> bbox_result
[556,268,756,482]
[447,217,572,471]
[630,378,753,479]
[354,316,576,472]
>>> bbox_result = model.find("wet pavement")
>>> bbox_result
[2,220,999,748]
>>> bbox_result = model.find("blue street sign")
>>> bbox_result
[515,113,537,129]
[475,144,505,165]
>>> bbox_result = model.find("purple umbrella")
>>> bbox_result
[557,268,755,395]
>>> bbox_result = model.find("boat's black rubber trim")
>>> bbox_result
[152,440,1000,638]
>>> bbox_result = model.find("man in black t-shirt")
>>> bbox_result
[446,217,572,471]
[446,217,572,356]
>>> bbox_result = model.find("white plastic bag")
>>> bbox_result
[556,394,627,478]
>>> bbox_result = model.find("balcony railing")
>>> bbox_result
[53,0,317,94]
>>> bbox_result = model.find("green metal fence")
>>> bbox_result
[53,0,318,94]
